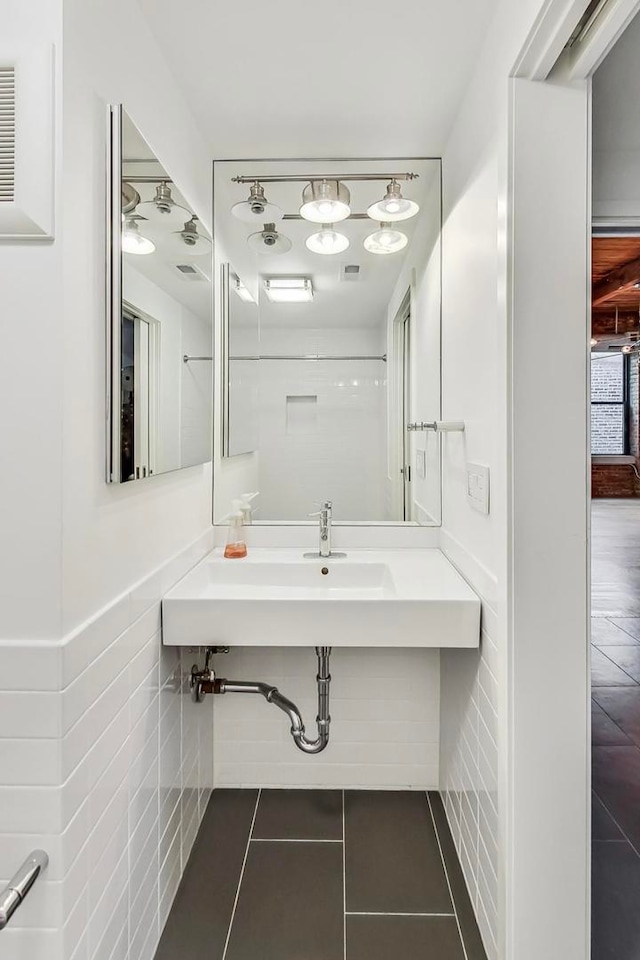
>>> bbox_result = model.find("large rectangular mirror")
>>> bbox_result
[107,106,213,483]
[213,158,441,524]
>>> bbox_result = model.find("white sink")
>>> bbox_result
[162,548,480,648]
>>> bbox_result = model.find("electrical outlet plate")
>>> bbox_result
[466,462,490,514]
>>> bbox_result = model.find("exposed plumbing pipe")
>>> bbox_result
[206,647,332,755]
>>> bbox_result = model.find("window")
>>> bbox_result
[591,353,629,455]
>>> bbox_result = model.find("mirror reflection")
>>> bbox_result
[213,158,441,524]
[108,108,213,483]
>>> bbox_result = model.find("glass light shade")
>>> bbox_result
[306,225,349,256]
[363,223,408,255]
[164,217,212,258]
[247,223,293,255]
[300,180,351,223]
[122,218,155,256]
[232,182,284,223]
[367,180,419,222]
[264,278,314,303]
[137,183,191,227]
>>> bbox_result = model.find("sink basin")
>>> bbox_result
[162,548,480,648]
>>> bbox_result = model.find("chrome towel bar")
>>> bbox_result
[407,420,466,432]
[0,851,49,930]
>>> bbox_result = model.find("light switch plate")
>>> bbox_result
[415,448,427,479]
[466,462,490,514]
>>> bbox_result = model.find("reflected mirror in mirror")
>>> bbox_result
[107,107,213,483]
[213,158,441,525]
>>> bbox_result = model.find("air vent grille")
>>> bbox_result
[341,264,362,282]
[0,67,15,202]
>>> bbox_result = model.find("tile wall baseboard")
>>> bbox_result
[0,527,215,960]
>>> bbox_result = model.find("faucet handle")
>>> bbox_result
[309,500,332,518]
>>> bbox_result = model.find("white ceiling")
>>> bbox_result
[137,0,499,157]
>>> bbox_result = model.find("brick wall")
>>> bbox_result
[592,463,639,497]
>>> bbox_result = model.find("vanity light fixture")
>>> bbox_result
[264,277,314,303]
[367,179,419,222]
[300,180,351,223]
[137,182,191,227]
[306,224,349,256]
[122,216,156,255]
[233,276,255,303]
[165,216,212,257]
[232,182,284,223]
[247,223,293,255]
[363,222,408,255]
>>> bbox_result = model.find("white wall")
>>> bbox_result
[593,10,640,217]
[0,2,217,959]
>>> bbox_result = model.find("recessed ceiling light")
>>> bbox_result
[122,216,155,255]
[232,182,284,224]
[264,277,314,303]
[300,180,351,223]
[363,223,408,255]
[306,225,349,256]
[367,180,419,222]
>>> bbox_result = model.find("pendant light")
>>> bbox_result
[300,180,351,223]
[137,182,191,227]
[363,222,408,255]
[367,180,419,222]
[165,216,212,258]
[122,216,155,256]
[306,224,349,256]
[247,223,293,255]
[232,182,284,224]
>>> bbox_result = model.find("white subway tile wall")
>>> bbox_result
[213,646,440,789]
[439,547,499,960]
[0,530,214,960]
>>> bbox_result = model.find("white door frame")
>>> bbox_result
[506,1,640,957]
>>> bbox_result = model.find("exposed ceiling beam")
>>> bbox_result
[592,254,640,305]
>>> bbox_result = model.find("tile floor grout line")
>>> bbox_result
[221,788,262,960]
[594,643,640,686]
[250,838,343,843]
[426,791,470,960]
[342,789,347,960]
[593,790,640,859]
[346,911,456,917]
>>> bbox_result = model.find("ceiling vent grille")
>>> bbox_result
[0,66,15,202]
[174,262,207,281]
[341,264,362,282]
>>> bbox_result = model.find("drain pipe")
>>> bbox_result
[193,646,332,755]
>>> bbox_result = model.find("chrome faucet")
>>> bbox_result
[304,501,346,559]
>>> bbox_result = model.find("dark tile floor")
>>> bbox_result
[591,500,640,959]
[154,789,487,960]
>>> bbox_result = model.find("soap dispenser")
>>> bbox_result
[239,492,258,525]
[224,500,247,559]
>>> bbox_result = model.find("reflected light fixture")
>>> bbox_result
[122,216,156,255]
[306,224,349,256]
[590,337,598,347]
[367,180,419,222]
[300,180,351,223]
[264,277,314,303]
[165,217,212,257]
[232,182,284,223]
[622,344,634,354]
[233,275,255,303]
[137,182,191,227]
[363,222,408,255]
[247,223,292,255]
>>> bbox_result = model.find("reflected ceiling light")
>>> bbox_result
[137,182,191,227]
[590,337,598,347]
[232,182,284,224]
[622,344,634,354]
[264,277,314,303]
[363,222,408,255]
[300,180,351,223]
[367,179,419,222]
[247,223,292,255]
[306,224,349,256]
[122,216,156,256]
[233,276,255,303]
[165,217,212,257]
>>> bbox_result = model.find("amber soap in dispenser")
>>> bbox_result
[224,500,247,559]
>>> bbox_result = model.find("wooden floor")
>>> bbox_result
[592,499,640,959]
